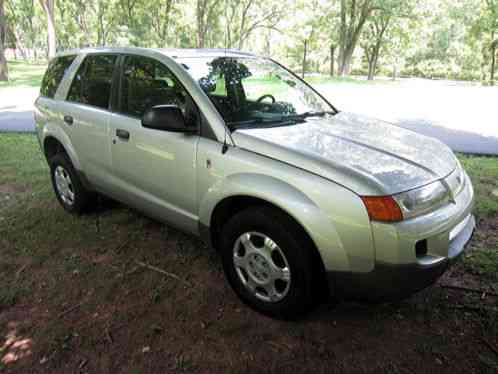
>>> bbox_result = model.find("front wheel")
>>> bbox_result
[219,206,318,319]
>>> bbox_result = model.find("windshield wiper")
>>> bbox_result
[227,111,335,130]
[227,118,296,130]
[285,111,336,120]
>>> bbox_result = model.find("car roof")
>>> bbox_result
[54,47,258,59]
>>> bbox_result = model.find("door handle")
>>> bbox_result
[116,129,130,140]
[63,115,73,125]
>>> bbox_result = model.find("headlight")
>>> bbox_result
[393,181,449,219]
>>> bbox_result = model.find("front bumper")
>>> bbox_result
[329,170,476,301]
[329,214,475,301]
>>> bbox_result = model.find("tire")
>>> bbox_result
[49,152,95,214]
[219,206,318,319]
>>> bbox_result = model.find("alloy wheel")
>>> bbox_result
[233,231,291,303]
[54,165,75,206]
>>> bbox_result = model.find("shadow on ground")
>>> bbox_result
[0,111,35,133]
[0,194,496,373]
[396,119,498,155]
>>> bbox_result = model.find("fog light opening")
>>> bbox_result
[415,239,428,257]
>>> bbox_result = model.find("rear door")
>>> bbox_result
[35,55,77,142]
[107,54,200,233]
[57,53,119,189]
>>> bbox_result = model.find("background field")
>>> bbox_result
[0,133,497,373]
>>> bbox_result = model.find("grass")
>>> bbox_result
[0,133,496,372]
[0,133,48,187]
[0,60,47,90]
[464,250,498,281]
[458,154,498,217]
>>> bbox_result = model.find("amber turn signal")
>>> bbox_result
[361,196,403,222]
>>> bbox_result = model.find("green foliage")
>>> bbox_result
[2,0,498,82]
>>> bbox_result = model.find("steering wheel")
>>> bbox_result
[256,94,276,104]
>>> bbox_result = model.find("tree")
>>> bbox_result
[492,37,498,83]
[338,0,376,76]
[360,0,413,80]
[39,0,56,58]
[225,0,283,50]
[0,0,7,80]
[362,13,390,80]
[196,0,222,48]
[468,0,498,84]
[148,0,175,46]
[484,0,498,84]
[96,0,119,46]
[330,44,336,76]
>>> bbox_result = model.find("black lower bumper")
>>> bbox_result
[328,260,449,301]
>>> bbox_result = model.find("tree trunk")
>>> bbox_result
[491,44,496,85]
[491,31,496,86]
[337,0,372,76]
[39,0,56,59]
[0,0,8,81]
[368,42,381,80]
[330,45,335,77]
[196,0,206,48]
[162,0,173,45]
[367,61,374,80]
[338,0,346,75]
[339,46,354,76]
[302,39,307,78]
[339,27,366,76]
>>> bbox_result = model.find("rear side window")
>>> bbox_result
[40,55,76,98]
[67,54,117,109]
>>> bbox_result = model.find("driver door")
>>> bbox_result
[108,54,200,234]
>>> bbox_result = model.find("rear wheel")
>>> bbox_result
[49,153,95,214]
[219,206,318,319]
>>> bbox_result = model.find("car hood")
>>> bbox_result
[232,112,457,196]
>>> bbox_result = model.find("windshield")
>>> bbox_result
[176,56,335,129]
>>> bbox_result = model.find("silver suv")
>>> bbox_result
[35,47,475,318]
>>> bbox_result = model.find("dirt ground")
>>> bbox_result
[0,196,497,374]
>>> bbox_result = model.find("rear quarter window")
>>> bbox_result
[40,55,76,98]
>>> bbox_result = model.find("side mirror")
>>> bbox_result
[141,105,196,133]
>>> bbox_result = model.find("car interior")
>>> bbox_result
[198,58,297,125]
